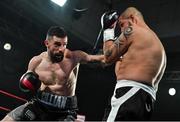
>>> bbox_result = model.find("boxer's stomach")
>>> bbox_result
[37,69,77,96]
[40,82,76,96]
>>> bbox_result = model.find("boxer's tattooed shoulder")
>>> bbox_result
[105,50,112,57]
[123,26,133,38]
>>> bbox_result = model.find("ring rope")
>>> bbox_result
[0,89,27,102]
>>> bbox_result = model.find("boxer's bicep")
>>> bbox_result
[116,36,130,55]
[115,33,131,54]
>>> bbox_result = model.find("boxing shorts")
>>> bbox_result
[103,80,156,121]
[7,91,78,121]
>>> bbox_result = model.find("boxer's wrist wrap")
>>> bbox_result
[103,28,115,42]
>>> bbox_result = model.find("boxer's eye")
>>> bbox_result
[120,23,124,27]
[54,42,61,47]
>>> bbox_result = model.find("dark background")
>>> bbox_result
[0,0,180,120]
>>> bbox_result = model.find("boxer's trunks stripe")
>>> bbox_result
[107,79,156,122]
[107,87,140,122]
[115,80,156,100]
[36,91,77,109]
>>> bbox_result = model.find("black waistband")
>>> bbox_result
[36,91,77,110]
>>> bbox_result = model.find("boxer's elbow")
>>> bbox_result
[104,49,113,63]
[104,52,118,64]
[104,56,113,64]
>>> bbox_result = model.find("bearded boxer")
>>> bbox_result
[1,26,104,121]
[101,7,167,121]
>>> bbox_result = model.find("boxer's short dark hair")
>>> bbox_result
[46,26,67,39]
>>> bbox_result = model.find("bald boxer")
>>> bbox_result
[2,26,104,121]
[101,7,167,121]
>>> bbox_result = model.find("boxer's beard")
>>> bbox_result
[49,51,64,63]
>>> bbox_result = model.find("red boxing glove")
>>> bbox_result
[19,72,41,93]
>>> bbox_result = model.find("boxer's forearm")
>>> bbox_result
[103,40,120,63]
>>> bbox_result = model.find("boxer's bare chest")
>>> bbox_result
[35,58,75,85]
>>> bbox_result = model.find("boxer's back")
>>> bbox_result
[115,25,166,86]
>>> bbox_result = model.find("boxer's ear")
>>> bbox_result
[44,40,48,46]
[130,14,137,24]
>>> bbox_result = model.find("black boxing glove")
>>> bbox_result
[101,11,119,42]
[19,72,41,93]
[101,11,119,29]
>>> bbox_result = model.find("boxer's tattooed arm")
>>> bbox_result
[103,28,132,63]
[113,34,123,53]
[114,38,120,46]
